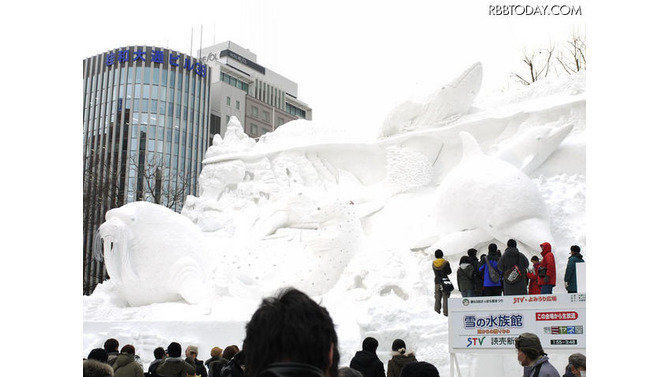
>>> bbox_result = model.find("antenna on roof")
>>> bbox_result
[199,24,203,59]
[190,27,193,57]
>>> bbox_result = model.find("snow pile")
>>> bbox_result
[84,64,585,377]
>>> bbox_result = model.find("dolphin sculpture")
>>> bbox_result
[429,131,554,255]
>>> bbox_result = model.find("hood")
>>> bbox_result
[459,263,472,270]
[571,252,584,260]
[84,360,114,377]
[433,258,447,269]
[504,247,519,257]
[114,353,135,368]
[540,242,552,256]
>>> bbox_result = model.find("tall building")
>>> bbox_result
[82,41,311,294]
[199,41,312,142]
[82,46,211,294]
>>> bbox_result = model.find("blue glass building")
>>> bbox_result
[83,46,210,293]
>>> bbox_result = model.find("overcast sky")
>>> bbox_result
[73,1,585,136]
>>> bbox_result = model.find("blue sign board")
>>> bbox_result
[105,47,207,78]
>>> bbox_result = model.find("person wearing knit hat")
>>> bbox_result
[399,361,439,377]
[564,245,585,293]
[111,344,144,377]
[387,339,417,377]
[185,345,208,377]
[514,333,560,377]
[349,337,385,377]
[432,249,452,315]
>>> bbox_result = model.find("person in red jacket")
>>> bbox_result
[538,242,556,294]
[527,255,541,295]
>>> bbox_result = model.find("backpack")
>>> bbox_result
[504,265,522,284]
[485,256,501,283]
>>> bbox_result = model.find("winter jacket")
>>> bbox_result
[432,258,451,284]
[205,356,226,377]
[539,243,557,286]
[147,358,164,376]
[107,351,120,366]
[187,357,208,377]
[456,263,475,292]
[479,254,502,287]
[386,352,417,377]
[157,357,196,377]
[112,353,144,377]
[83,359,114,377]
[498,246,530,295]
[564,252,584,293]
[470,255,484,293]
[349,350,385,377]
[527,262,541,294]
[523,355,560,377]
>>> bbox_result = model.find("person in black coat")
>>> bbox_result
[432,249,452,315]
[350,337,385,377]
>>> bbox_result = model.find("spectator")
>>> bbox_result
[205,347,224,377]
[399,361,439,377]
[112,344,144,377]
[185,345,208,377]
[456,255,476,297]
[104,338,120,366]
[147,347,166,376]
[242,287,340,377]
[538,242,557,294]
[349,337,385,377]
[527,256,541,295]
[563,352,586,377]
[432,249,452,315]
[221,350,245,377]
[222,345,240,364]
[498,239,530,295]
[386,339,417,377]
[339,367,364,377]
[87,348,109,363]
[514,333,560,377]
[564,246,584,293]
[467,248,484,296]
[479,244,502,296]
[157,342,196,377]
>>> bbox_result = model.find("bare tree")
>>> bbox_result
[556,31,586,74]
[513,43,556,85]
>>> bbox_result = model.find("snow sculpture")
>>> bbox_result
[380,62,482,137]
[430,131,553,254]
[97,201,214,306]
[492,123,574,173]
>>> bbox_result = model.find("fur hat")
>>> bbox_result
[434,249,443,258]
[400,361,440,377]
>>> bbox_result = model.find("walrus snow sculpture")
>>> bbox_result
[97,201,214,306]
[431,131,553,254]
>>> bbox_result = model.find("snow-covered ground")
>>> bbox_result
[84,65,585,377]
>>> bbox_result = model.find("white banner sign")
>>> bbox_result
[448,293,586,352]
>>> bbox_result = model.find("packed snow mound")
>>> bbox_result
[85,65,586,377]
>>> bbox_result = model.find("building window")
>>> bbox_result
[226,96,231,106]
[252,106,258,118]
[236,100,240,110]
[250,123,258,135]
[263,110,270,122]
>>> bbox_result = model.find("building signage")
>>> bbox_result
[219,49,266,74]
[104,47,207,78]
[448,293,586,352]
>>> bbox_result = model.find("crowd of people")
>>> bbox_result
[84,287,585,377]
[432,239,585,316]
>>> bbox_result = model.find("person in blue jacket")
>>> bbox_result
[479,243,502,296]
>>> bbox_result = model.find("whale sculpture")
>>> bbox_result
[430,131,554,255]
[492,123,574,173]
